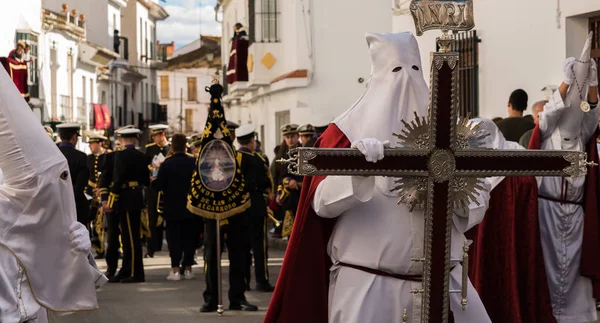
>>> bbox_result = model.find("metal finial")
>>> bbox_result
[402,309,409,322]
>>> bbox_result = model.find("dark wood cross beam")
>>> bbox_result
[282,53,590,323]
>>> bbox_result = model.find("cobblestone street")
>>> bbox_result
[49,249,284,323]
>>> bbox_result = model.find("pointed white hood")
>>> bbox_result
[333,32,430,195]
[559,32,594,149]
[0,68,99,311]
[334,32,430,144]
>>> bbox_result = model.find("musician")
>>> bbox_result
[105,128,149,283]
[236,125,274,292]
[86,134,110,259]
[56,123,89,225]
[144,124,170,258]
[275,124,302,239]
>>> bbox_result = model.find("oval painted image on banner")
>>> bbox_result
[198,140,236,192]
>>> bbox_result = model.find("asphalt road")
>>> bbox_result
[49,249,284,323]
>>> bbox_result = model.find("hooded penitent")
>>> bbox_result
[557,32,594,150]
[333,32,430,195]
[0,67,100,311]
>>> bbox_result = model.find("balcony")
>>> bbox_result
[79,41,119,68]
[60,95,73,121]
[42,9,86,41]
[76,98,86,123]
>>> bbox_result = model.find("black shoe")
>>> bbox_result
[121,277,145,284]
[144,253,154,258]
[229,301,258,311]
[104,271,116,279]
[199,303,218,313]
[108,275,122,283]
[94,253,105,260]
[256,283,274,292]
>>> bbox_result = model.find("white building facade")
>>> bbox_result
[219,0,391,158]
[115,0,168,138]
[392,0,600,119]
[157,37,221,135]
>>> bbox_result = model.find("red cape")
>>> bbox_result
[0,53,29,102]
[264,124,349,323]
[528,125,600,297]
[466,176,556,323]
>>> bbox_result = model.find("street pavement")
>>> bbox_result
[49,249,284,323]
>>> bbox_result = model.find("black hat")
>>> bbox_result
[280,124,299,135]
[227,120,240,130]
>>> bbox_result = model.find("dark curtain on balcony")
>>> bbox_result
[226,39,249,84]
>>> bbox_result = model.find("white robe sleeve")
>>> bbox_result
[312,176,376,218]
[539,90,570,141]
[452,179,492,233]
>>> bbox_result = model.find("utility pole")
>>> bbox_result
[179,87,183,132]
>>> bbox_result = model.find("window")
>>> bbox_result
[16,32,39,98]
[50,47,57,119]
[139,18,143,57]
[67,53,74,120]
[60,95,72,121]
[187,77,197,101]
[146,83,149,117]
[145,21,148,58]
[141,82,145,115]
[185,108,193,133]
[77,97,85,123]
[447,30,480,117]
[101,90,106,105]
[249,0,280,43]
[590,16,600,84]
[90,78,94,104]
[160,76,169,99]
[275,110,290,144]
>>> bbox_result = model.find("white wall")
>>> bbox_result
[158,67,215,134]
[393,0,600,119]
[224,0,391,158]
[0,0,42,55]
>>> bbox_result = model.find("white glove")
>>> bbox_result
[563,57,576,85]
[351,138,390,163]
[590,59,598,87]
[69,222,91,254]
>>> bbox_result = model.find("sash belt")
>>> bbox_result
[338,262,422,282]
[538,195,583,206]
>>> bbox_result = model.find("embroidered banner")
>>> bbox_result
[187,83,250,220]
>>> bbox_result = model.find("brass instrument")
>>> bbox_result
[267,208,281,227]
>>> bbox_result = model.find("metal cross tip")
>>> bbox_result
[585,161,599,168]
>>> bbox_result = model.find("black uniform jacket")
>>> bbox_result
[58,142,89,224]
[151,152,196,221]
[237,147,271,214]
[108,146,150,211]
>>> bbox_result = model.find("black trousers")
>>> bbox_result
[203,216,246,305]
[117,209,145,280]
[166,218,200,268]
[146,188,163,254]
[105,211,121,274]
[245,214,269,286]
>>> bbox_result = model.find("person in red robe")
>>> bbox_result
[466,119,556,323]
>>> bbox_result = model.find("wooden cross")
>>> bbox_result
[281,50,591,323]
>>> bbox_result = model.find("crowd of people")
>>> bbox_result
[48,111,329,312]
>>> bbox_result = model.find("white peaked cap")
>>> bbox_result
[56,123,82,129]
[0,67,100,310]
[148,124,169,130]
[236,124,256,138]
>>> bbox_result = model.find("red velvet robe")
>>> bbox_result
[226,39,249,84]
[466,176,557,323]
[528,125,600,297]
[0,52,29,102]
[264,123,349,323]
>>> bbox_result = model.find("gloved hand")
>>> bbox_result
[563,57,576,85]
[351,138,391,163]
[589,59,598,87]
[69,222,91,254]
